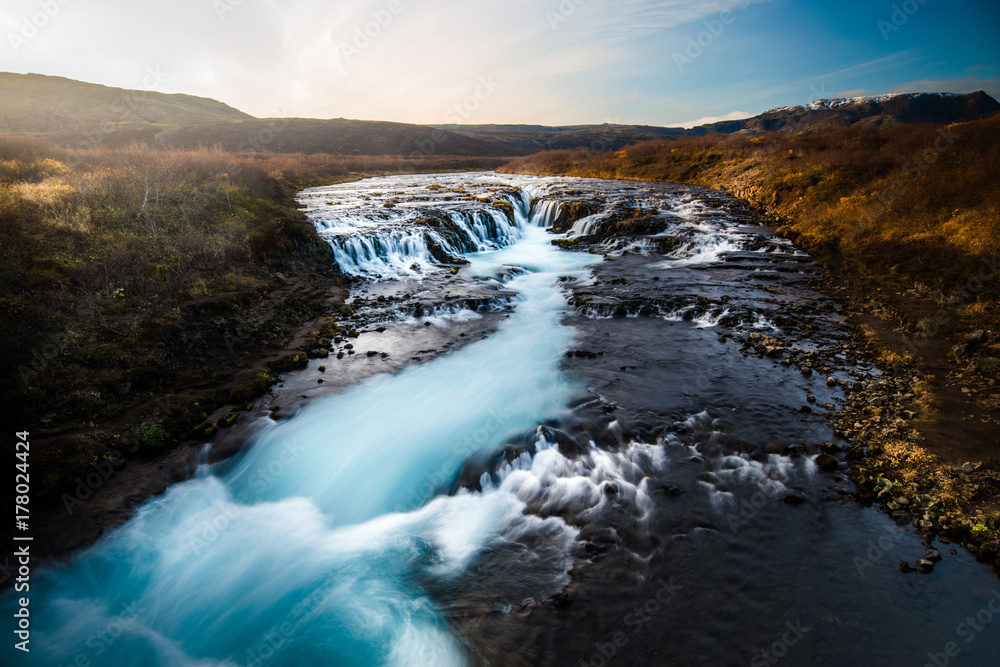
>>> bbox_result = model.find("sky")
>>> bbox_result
[1,0,998,127]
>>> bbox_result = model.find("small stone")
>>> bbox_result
[916,559,934,573]
[826,376,837,387]
[807,394,816,403]
[923,548,942,563]
[764,443,785,455]
[897,496,911,507]
[899,560,914,573]
[366,350,379,357]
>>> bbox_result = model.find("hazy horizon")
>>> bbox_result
[2,0,999,127]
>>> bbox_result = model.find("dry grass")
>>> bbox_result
[0,137,500,436]
[501,117,1000,302]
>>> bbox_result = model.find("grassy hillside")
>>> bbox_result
[0,72,251,134]
[429,123,690,153]
[90,117,525,156]
[501,118,1000,297]
[0,136,504,501]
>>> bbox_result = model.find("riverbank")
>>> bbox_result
[499,120,1000,574]
[0,136,508,562]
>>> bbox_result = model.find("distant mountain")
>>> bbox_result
[0,72,251,134]
[1,73,997,156]
[698,91,1000,134]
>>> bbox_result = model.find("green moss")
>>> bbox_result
[230,369,273,403]
[218,411,240,428]
[135,420,168,449]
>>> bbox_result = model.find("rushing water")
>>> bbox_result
[7,173,1000,666]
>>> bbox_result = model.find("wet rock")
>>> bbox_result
[783,492,806,505]
[366,350,379,357]
[806,394,816,403]
[764,443,785,455]
[899,560,915,573]
[816,453,839,470]
[845,445,865,461]
[916,559,935,573]
[923,547,942,563]
[826,376,837,387]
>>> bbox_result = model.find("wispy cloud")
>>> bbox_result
[676,110,752,128]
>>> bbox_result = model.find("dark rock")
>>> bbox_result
[764,443,785,455]
[916,559,935,573]
[899,560,914,573]
[366,350,379,357]
[815,453,839,470]
[783,493,806,505]
[923,547,942,563]
[845,445,865,460]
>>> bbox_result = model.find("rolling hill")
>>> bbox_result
[0,72,252,134]
[1,73,997,156]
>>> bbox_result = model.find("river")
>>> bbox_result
[6,173,999,666]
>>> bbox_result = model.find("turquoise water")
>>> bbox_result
[9,223,596,666]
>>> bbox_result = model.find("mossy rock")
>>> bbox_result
[135,420,169,449]
[271,352,308,373]
[230,369,273,404]
[218,412,240,428]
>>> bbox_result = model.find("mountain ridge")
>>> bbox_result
[1,73,997,155]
